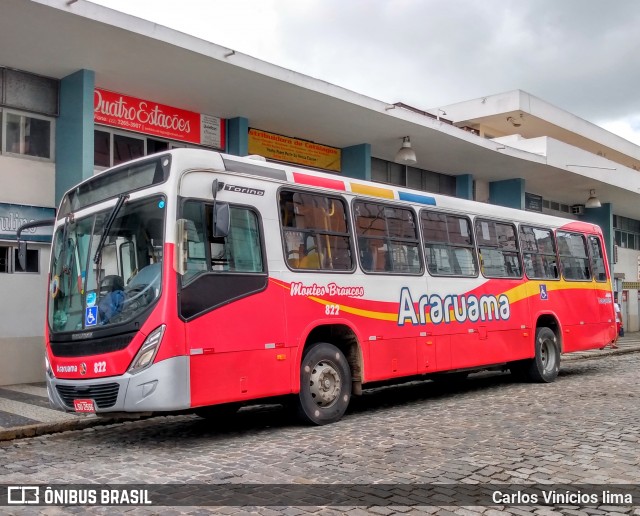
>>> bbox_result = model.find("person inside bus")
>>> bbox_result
[98,275,125,324]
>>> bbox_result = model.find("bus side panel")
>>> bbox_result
[442,278,531,369]
[186,282,291,407]
[367,337,418,381]
[524,279,614,353]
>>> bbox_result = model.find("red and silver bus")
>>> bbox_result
[36,149,616,425]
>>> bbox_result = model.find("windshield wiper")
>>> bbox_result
[93,194,129,265]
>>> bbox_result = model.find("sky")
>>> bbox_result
[90,0,640,145]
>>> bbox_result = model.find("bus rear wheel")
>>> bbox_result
[512,326,560,383]
[297,342,351,425]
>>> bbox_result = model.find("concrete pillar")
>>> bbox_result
[227,117,248,156]
[456,174,473,200]
[341,143,371,180]
[489,178,525,210]
[581,202,614,273]
[55,69,95,204]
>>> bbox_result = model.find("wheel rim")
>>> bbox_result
[308,359,342,408]
[540,337,556,373]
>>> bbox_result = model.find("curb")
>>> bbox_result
[0,414,152,442]
[562,344,640,361]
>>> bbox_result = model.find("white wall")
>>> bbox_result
[0,154,55,385]
[0,242,50,385]
[0,155,55,206]
[614,247,640,332]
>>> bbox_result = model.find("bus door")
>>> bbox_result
[556,231,600,351]
[178,198,288,407]
[588,235,615,329]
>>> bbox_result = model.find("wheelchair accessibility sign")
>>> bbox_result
[85,306,98,327]
[540,284,548,300]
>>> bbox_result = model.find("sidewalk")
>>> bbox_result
[2,333,640,441]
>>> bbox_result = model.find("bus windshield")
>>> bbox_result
[48,196,166,333]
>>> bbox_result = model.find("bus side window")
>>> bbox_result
[557,231,591,281]
[519,225,558,280]
[181,202,207,282]
[279,190,352,271]
[588,235,607,282]
[207,206,263,273]
[475,219,521,279]
[355,201,422,275]
[421,211,477,277]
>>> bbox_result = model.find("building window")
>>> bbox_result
[1,67,59,116]
[114,133,144,165]
[0,246,9,273]
[13,248,39,273]
[371,157,456,197]
[94,127,198,168]
[1,109,54,160]
[613,215,640,250]
[0,245,39,273]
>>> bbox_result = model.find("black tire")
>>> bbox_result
[297,342,351,425]
[524,326,560,383]
[194,402,241,421]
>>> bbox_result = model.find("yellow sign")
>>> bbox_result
[248,129,341,172]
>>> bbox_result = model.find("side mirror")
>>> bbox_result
[17,241,28,271]
[16,217,55,271]
[212,203,230,238]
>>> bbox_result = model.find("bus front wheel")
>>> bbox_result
[518,326,560,383]
[297,342,351,425]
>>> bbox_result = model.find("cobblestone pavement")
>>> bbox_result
[1,352,639,515]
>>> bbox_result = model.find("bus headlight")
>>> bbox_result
[128,325,166,375]
[45,355,54,378]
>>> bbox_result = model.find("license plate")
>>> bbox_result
[73,399,95,413]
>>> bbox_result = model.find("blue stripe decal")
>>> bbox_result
[398,191,436,205]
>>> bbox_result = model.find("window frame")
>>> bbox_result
[1,108,55,161]
[0,244,40,274]
[353,199,423,276]
[94,125,201,170]
[587,234,608,283]
[278,188,355,274]
[420,209,478,278]
[474,218,523,279]
[556,230,592,282]
[518,224,560,281]
[180,199,267,285]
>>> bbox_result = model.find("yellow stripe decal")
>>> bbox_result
[309,296,398,321]
[504,279,612,304]
[271,278,611,323]
[350,183,395,199]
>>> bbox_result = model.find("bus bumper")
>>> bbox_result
[46,356,190,413]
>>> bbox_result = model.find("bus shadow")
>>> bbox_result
[86,364,602,446]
